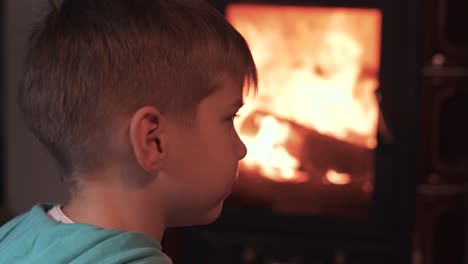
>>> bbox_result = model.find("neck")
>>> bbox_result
[62,173,167,242]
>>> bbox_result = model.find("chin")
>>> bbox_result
[170,201,225,227]
[170,212,221,228]
[200,200,225,225]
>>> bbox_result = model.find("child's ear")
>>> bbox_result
[129,106,167,173]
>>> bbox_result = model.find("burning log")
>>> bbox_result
[239,110,374,182]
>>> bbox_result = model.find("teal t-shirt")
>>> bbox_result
[0,204,172,264]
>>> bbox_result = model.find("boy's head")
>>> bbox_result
[19,0,257,225]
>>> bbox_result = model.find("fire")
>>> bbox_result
[239,115,307,183]
[228,5,382,184]
[325,170,352,185]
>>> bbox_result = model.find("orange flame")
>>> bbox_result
[229,5,382,184]
[325,170,352,185]
[239,115,307,183]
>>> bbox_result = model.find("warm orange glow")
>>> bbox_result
[228,5,382,183]
[325,170,352,185]
[240,115,308,183]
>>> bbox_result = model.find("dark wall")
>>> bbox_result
[3,0,66,216]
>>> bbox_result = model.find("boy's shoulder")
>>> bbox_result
[0,204,172,264]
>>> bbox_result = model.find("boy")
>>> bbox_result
[0,0,257,263]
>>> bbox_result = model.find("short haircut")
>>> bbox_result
[19,0,258,185]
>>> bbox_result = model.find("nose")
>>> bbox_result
[237,138,247,160]
[233,130,247,160]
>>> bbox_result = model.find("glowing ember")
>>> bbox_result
[325,170,352,185]
[228,5,382,183]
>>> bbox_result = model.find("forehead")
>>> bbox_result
[204,77,245,108]
[212,75,244,101]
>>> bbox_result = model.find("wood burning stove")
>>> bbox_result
[164,0,421,263]
[225,3,381,218]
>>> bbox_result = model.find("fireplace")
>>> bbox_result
[226,4,382,218]
[164,1,420,263]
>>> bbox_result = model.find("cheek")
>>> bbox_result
[211,126,239,159]
[165,135,200,178]
[168,126,239,181]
